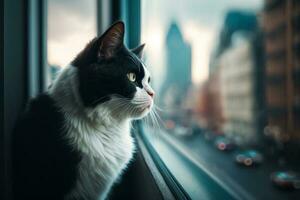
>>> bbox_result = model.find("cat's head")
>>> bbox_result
[71,21,154,119]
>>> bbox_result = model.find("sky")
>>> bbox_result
[47,0,263,88]
[141,0,263,88]
[47,0,97,67]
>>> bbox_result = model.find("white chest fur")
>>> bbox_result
[65,118,135,200]
[49,66,135,200]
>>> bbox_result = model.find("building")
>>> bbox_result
[219,33,264,145]
[209,11,264,145]
[210,11,258,75]
[160,22,192,110]
[262,0,300,141]
[192,73,224,133]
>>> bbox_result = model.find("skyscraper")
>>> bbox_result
[160,21,192,107]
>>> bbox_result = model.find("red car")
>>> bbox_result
[214,136,235,151]
[271,171,300,190]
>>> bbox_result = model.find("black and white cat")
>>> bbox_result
[12,21,155,200]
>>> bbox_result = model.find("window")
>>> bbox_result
[47,0,97,83]
[141,0,300,199]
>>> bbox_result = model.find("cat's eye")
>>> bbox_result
[127,73,136,82]
[148,77,151,83]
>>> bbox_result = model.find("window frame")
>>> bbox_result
[28,0,48,97]
[136,122,192,200]
[97,0,141,49]
[3,1,47,199]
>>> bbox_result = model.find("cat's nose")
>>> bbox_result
[147,91,155,98]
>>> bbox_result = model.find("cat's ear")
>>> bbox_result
[98,21,125,59]
[131,43,145,59]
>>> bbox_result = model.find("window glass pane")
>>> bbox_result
[47,0,97,83]
[142,0,300,199]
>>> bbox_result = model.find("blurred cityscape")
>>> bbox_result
[149,1,300,197]
[158,0,300,166]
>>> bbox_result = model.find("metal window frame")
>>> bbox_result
[27,0,48,97]
[97,0,141,48]
[4,1,28,199]
[136,122,192,200]
[3,1,47,199]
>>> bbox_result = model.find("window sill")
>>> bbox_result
[137,122,241,200]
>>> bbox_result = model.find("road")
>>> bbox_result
[144,126,300,200]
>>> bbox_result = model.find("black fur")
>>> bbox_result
[76,46,145,107]
[12,94,81,200]
[71,22,145,107]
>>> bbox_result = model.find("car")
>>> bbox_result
[214,136,235,151]
[235,150,263,166]
[271,171,300,190]
[174,125,193,136]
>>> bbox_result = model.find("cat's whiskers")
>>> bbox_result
[141,102,165,139]
[106,99,145,119]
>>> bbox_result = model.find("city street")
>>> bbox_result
[150,128,300,200]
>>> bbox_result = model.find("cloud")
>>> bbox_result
[47,0,97,66]
[48,0,96,43]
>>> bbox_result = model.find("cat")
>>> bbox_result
[12,21,155,200]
